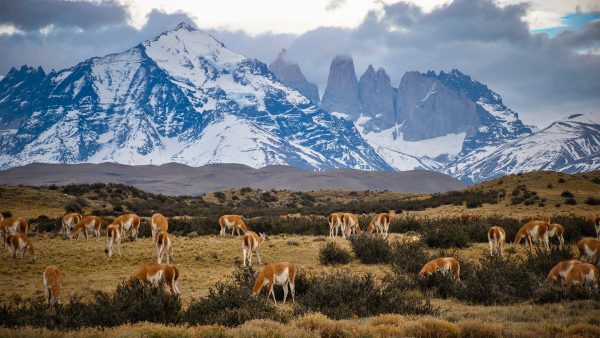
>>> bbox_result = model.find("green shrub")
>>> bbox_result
[534,285,600,304]
[319,242,351,265]
[455,255,539,305]
[565,198,577,205]
[30,215,60,233]
[389,238,431,274]
[184,264,283,327]
[295,270,435,319]
[348,234,391,264]
[0,281,182,329]
[584,196,600,205]
[185,281,282,327]
[423,221,472,248]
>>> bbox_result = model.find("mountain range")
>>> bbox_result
[0,22,598,184]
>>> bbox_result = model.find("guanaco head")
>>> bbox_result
[259,232,269,242]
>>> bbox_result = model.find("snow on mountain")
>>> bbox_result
[0,22,392,171]
[448,112,600,183]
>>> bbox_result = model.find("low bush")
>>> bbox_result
[389,238,431,274]
[565,198,577,205]
[184,263,285,327]
[422,221,472,248]
[348,234,391,264]
[584,196,600,205]
[295,270,435,319]
[0,280,182,329]
[534,285,600,304]
[455,255,540,305]
[561,190,574,198]
[319,241,351,265]
[448,247,574,305]
[185,281,282,327]
[30,215,60,233]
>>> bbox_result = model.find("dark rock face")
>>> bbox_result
[425,69,532,154]
[320,55,361,119]
[268,49,320,105]
[0,65,47,128]
[358,65,395,125]
[395,71,480,141]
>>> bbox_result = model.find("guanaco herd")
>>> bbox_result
[2,211,600,307]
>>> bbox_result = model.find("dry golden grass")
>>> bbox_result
[2,316,599,337]
[0,233,388,303]
[0,186,73,219]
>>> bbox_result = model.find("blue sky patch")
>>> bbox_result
[532,11,600,37]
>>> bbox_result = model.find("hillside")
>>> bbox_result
[0,162,465,196]
[1,170,597,220]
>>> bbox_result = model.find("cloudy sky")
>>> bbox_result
[0,0,599,127]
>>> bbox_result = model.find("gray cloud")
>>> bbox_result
[326,0,347,11]
[0,0,129,31]
[0,9,197,73]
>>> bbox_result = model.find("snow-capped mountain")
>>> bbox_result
[1,24,597,183]
[0,23,392,171]
[449,112,600,183]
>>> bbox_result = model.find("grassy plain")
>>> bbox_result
[1,170,599,337]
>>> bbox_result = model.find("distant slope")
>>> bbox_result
[0,163,466,195]
[447,112,600,183]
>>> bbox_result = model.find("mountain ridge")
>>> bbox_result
[0,162,466,195]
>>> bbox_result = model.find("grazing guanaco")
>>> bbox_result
[366,211,396,238]
[242,231,267,267]
[252,262,296,304]
[513,220,549,251]
[532,215,551,224]
[104,223,121,258]
[342,213,360,238]
[546,260,582,286]
[547,223,565,249]
[419,257,461,281]
[487,226,506,257]
[112,214,141,240]
[43,266,62,306]
[155,230,173,264]
[328,213,343,237]
[587,214,600,238]
[129,263,180,294]
[577,238,600,265]
[151,213,168,240]
[1,217,29,239]
[219,215,248,236]
[5,232,36,262]
[68,216,102,242]
[564,263,599,289]
[61,213,82,237]
[459,213,480,222]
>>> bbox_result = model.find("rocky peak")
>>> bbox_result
[358,65,395,125]
[174,22,196,32]
[0,65,48,128]
[269,49,320,105]
[396,71,480,141]
[320,55,361,119]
